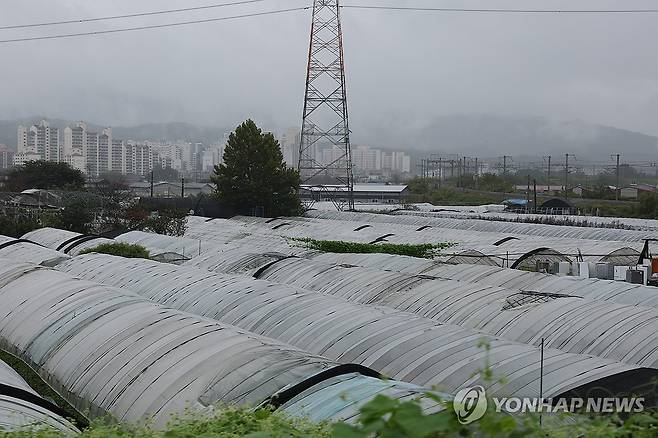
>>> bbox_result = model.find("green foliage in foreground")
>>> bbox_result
[2,394,657,437]
[0,407,331,438]
[79,243,150,259]
[292,238,454,259]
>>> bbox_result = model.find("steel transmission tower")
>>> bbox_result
[298,0,354,210]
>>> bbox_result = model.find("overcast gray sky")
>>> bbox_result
[1,0,658,142]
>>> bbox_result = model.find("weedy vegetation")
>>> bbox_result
[78,243,150,259]
[291,238,455,259]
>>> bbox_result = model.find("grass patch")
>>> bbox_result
[1,394,657,437]
[79,243,150,259]
[0,407,331,437]
[291,238,454,259]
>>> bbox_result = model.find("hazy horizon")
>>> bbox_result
[2,0,658,150]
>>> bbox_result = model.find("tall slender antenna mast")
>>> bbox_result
[298,0,354,210]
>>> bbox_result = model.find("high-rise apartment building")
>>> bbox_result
[63,122,86,156]
[85,131,99,177]
[352,145,382,171]
[63,122,87,173]
[381,151,411,174]
[17,126,29,154]
[125,143,152,176]
[15,120,60,165]
[0,144,14,169]
[280,128,300,168]
[98,128,111,175]
[111,139,125,173]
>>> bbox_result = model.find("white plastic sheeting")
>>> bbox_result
[251,257,658,369]
[0,258,447,426]
[0,359,79,433]
[184,215,643,267]
[394,209,658,233]
[21,228,113,256]
[58,254,652,396]
[0,260,357,427]
[115,231,224,260]
[0,235,69,267]
[288,252,658,309]
[421,263,658,309]
[57,254,644,400]
[184,217,295,253]
[310,210,658,243]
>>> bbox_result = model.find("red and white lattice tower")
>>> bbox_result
[298,0,354,210]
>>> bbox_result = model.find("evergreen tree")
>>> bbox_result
[212,120,301,216]
[6,160,86,191]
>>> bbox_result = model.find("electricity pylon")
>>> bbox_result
[298,0,354,211]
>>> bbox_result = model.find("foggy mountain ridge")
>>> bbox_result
[1,114,657,161]
[413,114,658,160]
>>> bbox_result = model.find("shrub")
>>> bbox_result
[0,407,331,437]
[2,396,658,437]
[0,212,43,238]
[142,208,188,236]
[79,243,150,259]
[291,238,454,259]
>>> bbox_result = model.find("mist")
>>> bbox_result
[2,0,658,149]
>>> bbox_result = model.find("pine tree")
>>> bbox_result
[212,120,301,216]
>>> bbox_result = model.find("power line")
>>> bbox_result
[0,7,310,44]
[341,4,658,14]
[3,1,655,33]
[0,0,275,30]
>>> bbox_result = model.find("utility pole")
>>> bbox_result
[526,175,530,213]
[539,337,545,428]
[501,155,512,180]
[564,153,575,201]
[533,179,538,213]
[611,154,621,200]
[457,158,462,188]
[150,169,154,198]
[181,177,185,198]
[543,155,551,193]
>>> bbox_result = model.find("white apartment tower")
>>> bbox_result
[280,128,300,168]
[85,131,99,177]
[17,125,29,153]
[98,128,112,175]
[111,138,125,173]
[15,120,60,164]
[62,122,87,173]
[125,143,152,176]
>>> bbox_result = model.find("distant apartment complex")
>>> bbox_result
[13,120,200,178]
[11,121,411,181]
[352,145,411,176]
